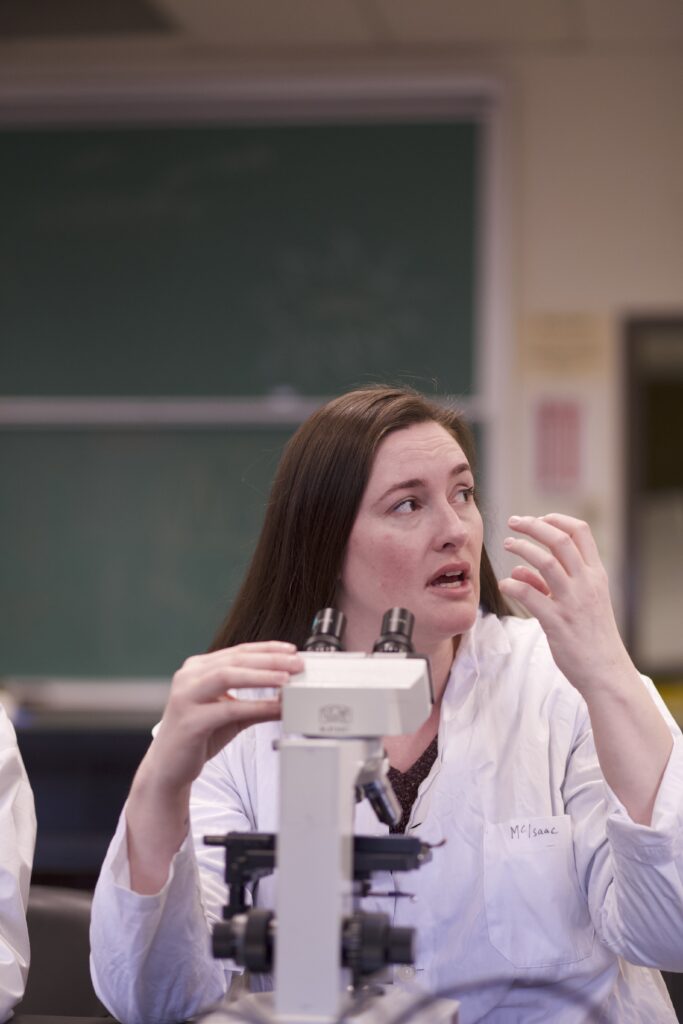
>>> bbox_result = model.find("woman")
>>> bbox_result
[91,386,683,1023]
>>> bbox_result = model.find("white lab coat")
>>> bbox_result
[91,612,683,1024]
[0,705,35,1023]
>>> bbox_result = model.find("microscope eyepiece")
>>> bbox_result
[304,607,346,652]
[373,607,415,654]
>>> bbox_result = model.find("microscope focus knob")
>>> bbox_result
[212,910,275,972]
[212,920,238,961]
[342,911,415,981]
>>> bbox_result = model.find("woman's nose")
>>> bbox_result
[434,503,467,548]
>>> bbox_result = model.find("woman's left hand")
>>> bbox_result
[498,513,633,696]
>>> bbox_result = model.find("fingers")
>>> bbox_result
[508,565,551,596]
[204,699,284,761]
[508,514,601,567]
[539,513,602,566]
[502,513,604,595]
[228,641,300,655]
[500,512,611,633]
[503,535,571,595]
[149,641,299,791]
[177,647,304,703]
[199,695,283,731]
[498,576,548,618]
[505,515,587,576]
[196,665,292,702]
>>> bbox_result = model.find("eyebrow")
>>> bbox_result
[375,462,472,504]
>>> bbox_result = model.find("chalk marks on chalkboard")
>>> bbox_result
[38,138,278,231]
[253,230,434,393]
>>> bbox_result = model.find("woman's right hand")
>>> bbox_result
[145,641,304,791]
[125,641,303,893]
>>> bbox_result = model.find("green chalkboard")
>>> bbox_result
[0,428,291,677]
[0,119,479,678]
[0,121,478,396]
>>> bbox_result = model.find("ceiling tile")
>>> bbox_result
[161,0,376,48]
[369,0,575,46]
[580,0,683,44]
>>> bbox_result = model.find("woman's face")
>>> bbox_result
[338,420,484,655]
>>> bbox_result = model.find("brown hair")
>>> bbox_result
[211,385,512,651]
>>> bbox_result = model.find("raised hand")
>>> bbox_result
[497,512,674,825]
[497,513,631,695]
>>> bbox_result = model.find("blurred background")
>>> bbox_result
[0,0,681,886]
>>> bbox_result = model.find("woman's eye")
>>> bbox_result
[393,497,419,514]
[454,486,475,504]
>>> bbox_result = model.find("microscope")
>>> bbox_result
[204,609,459,1024]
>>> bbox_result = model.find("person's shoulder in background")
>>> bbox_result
[0,702,36,1023]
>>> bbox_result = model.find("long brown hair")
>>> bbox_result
[211,385,512,651]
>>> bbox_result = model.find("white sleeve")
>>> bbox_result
[90,733,256,1024]
[0,709,36,1024]
[564,676,683,971]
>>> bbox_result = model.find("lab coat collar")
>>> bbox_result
[441,609,511,719]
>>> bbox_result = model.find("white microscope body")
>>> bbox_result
[276,651,431,1022]
[206,609,459,1024]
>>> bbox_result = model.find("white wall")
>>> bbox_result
[498,51,683,625]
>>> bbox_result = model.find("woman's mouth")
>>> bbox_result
[429,569,468,589]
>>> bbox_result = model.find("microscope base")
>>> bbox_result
[198,987,459,1024]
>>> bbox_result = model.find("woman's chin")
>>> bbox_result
[415,603,479,653]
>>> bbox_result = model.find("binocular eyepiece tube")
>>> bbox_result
[304,606,415,654]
